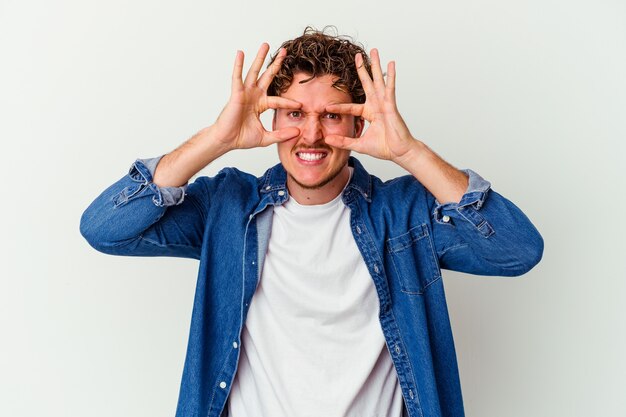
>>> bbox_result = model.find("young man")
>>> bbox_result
[81,29,543,417]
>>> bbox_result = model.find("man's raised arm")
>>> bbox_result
[80,44,301,257]
[326,48,543,276]
[152,44,301,187]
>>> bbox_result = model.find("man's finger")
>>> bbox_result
[370,48,385,91]
[324,134,360,152]
[386,61,396,103]
[355,53,375,97]
[262,127,300,146]
[258,48,287,91]
[231,50,244,93]
[266,96,302,110]
[325,103,365,118]
[244,43,270,87]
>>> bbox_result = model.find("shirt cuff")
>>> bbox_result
[127,156,188,207]
[432,169,493,235]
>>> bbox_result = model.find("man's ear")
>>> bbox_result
[354,116,365,138]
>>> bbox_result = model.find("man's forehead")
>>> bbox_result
[291,71,338,85]
[280,72,352,111]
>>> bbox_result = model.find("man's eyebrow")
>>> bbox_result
[279,105,343,115]
[277,108,321,115]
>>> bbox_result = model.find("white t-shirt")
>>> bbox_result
[228,179,403,417]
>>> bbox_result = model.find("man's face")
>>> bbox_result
[273,72,363,199]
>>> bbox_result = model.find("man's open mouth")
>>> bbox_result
[296,151,328,162]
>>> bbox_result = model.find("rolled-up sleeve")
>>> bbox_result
[431,169,544,277]
[432,169,494,238]
[120,156,187,207]
[80,156,206,259]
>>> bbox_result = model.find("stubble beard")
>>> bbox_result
[288,162,348,191]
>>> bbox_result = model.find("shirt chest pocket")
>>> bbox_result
[386,224,441,295]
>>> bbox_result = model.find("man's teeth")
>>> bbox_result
[297,152,326,161]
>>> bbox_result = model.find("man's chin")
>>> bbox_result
[288,165,346,191]
[288,174,334,190]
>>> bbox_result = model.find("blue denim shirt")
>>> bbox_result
[80,156,543,417]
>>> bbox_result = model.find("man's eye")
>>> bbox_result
[288,111,302,118]
[324,113,340,120]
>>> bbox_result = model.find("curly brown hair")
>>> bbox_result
[267,27,372,104]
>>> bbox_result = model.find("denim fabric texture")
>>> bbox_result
[80,156,544,417]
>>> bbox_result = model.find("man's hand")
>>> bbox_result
[213,43,302,152]
[153,44,301,187]
[325,49,469,204]
[324,48,416,163]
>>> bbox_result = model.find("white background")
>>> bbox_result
[1,0,625,416]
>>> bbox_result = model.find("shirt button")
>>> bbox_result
[373,265,379,274]
[233,342,238,349]
[278,190,285,196]
[395,345,401,354]
[219,381,227,389]
[265,186,271,190]
[409,389,414,400]
[442,215,450,223]
[356,226,362,234]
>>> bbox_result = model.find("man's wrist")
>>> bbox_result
[152,125,232,187]
[391,139,468,204]
[392,138,429,172]
[196,125,234,156]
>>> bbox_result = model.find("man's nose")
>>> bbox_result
[301,116,323,145]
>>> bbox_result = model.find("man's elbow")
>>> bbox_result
[509,230,544,276]
[79,209,123,255]
[80,210,107,253]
